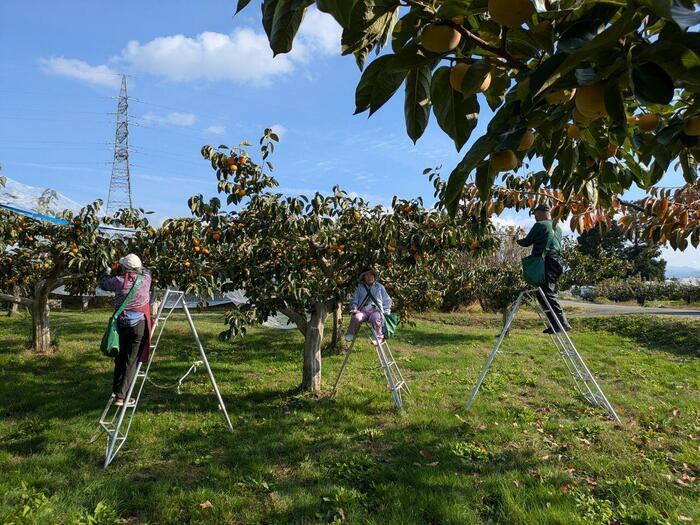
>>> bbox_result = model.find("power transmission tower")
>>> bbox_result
[106,75,133,214]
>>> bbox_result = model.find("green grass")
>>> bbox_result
[0,308,698,524]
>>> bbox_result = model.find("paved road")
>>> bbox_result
[561,300,700,317]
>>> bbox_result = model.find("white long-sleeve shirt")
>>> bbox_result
[350,282,392,314]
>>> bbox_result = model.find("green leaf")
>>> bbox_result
[431,66,479,151]
[392,7,422,52]
[316,0,354,26]
[236,0,253,14]
[604,78,627,127]
[637,40,700,91]
[535,9,639,96]
[443,133,497,216]
[405,65,433,143]
[680,150,698,183]
[342,0,399,58]
[631,62,675,105]
[459,60,492,97]
[475,162,494,201]
[484,70,510,111]
[355,55,407,115]
[262,0,313,55]
[436,0,488,19]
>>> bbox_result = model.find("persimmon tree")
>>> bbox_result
[0,202,138,352]
[235,0,699,244]
[188,130,492,392]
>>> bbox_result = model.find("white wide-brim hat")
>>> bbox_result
[119,253,142,271]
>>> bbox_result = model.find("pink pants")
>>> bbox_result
[346,306,384,339]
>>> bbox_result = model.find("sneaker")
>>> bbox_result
[344,334,354,342]
[114,397,136,407]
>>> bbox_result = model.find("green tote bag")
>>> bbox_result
[521,253,546,285]
[100,275,143,357]
[383,312,399,339]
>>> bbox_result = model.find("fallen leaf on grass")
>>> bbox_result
[419,449,432,458]
[678,515,693,522]
[413,462,422,468]
[672,408,681,417]
[198,501,213,509]
[426,461,439,467]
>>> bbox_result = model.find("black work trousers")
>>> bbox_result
[536,254,570,331]
[113,319,145,399]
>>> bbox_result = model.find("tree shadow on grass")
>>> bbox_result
[397,330,494,349]
[576,315,700,358]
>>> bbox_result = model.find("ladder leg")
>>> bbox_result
[182,302,234,431]
[368,324,405,410]
[526,292,594,403]
[89,395,115,444]
[535,289,620,422]
[331,330,360,396]
[466,292,524,409]
[104,361,143,468]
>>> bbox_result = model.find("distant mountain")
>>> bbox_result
[666,266,700,279]
[0,176,80,215]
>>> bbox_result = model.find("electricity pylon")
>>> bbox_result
[106,75,133,214]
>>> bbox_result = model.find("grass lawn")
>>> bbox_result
[0,308,698,524]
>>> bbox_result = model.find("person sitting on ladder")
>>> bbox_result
[344,268,392,344]
[100,254,153,406]
[516,204,571,334]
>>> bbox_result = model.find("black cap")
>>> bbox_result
[359,268,377,280]
[533,203,551,213]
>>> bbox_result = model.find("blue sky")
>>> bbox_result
[1,0,698,269]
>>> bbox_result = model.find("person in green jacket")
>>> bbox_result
[517,203,571,333]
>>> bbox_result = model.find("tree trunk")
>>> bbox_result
[31,281,54,353]
[301,302,329,393]
[7,286,21,317]
[330,302,342,351]
[501,308,511,339]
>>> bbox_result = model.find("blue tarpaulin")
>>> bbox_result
[0,203,137,234]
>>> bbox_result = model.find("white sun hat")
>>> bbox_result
[119,253,142,271]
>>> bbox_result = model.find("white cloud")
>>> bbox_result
[38,57,121,88]
[294,8,342,57]
[40,9,341,88]
[141,111,196,126]
[270,123,287,138]
[205,125,226,135]
[119,29,296,86]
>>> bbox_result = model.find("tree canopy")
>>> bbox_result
[236,0,699,248]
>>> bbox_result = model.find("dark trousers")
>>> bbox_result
[536,254,570,331]
[113,319,145,399]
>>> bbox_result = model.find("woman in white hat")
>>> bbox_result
[344,267,392,343]
[100,254,152,406]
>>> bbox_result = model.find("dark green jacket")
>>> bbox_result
[516,220,562,257]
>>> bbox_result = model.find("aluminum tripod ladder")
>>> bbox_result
[331,320,410,410]
[466,288,620,422]
[91,289,234,467]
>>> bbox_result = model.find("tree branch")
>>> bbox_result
[0,292,34,307]
[446,22,527,70]
[280,308,308,336]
